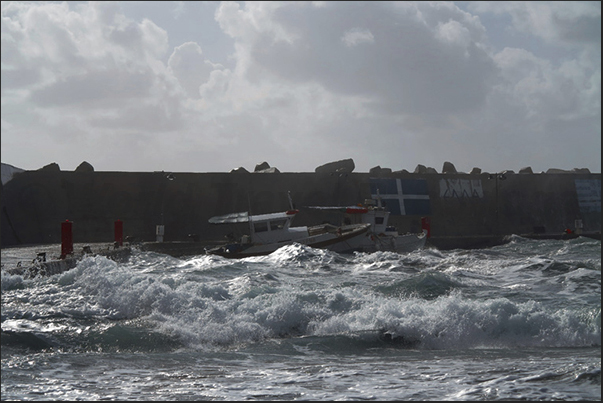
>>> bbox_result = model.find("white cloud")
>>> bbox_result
[468,1,601,46]
[168,42,223,99]
[435,20,471,47]
[493,46,600,121]
[341,28,374,48]
[1,1,600,174]
[218,2,497,115]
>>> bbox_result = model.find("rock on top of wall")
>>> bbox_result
[75,161,94,172]
[38,162,61,172]
[315,159,355,174]
[572,168,591,174]
[253,161,280,173]
[414,164,438,174]
[254,161,270,172]
[369,166,382,175]
[519,166,533,174]
[414,164,427,174]
[256,167,281,174]
[442,161,457,174]
[230,167,249,174]
[369,166,393,176]
[545,168,592,174]
[470,167,482,175]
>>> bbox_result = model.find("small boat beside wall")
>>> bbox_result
[306,197,427,254]
[206,209,371,259]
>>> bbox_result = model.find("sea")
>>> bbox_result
[1,236,600,401]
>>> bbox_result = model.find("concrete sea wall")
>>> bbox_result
[1,163,600,250]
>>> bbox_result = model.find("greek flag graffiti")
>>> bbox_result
[369,178,431,215]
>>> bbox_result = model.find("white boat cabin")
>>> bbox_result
[344,199,398,236]
[209,209,309,244]
[309,198,399,236]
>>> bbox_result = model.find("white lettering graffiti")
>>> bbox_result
[439,179,484,198]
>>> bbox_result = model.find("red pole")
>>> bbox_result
[421,216,431,238]
[61,220,73,259]
[114,219,123,246]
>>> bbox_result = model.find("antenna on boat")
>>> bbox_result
[287,191,296,210]
[247,192,254,235]
[376,189,382,209]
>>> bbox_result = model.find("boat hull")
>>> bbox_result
[326,229,428,254]
[207,223,371,259]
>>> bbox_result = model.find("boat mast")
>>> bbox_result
[247,192,254,238]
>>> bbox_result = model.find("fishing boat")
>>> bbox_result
[306,196,428,254]
[206,209,371,259]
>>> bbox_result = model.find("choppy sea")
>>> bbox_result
[1,236,600,401]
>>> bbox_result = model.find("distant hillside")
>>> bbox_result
[1,163,25,185]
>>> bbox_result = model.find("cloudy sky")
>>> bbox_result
[1,1,600,174]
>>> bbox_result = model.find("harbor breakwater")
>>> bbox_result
[1,161,600,250]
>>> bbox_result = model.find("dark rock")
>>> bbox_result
[572,168,591,174]
[315,159,355,174]
[229,167,249,174]
[75,161,94,172]
[255,167,280,173]
[414,164,427,174]
[369,166,393,176]
[38,162,60,172]
[254,161,270,172]
[470,167,482,175]
[442,161,457,174]
[519,166,533,174]
[369,166,382,175]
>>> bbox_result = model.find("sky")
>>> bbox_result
[1,1,601,174]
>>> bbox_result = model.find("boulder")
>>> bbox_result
[571,168,591,174]
[315,159,355,174]
[229,167,249,174]
[519,166,533,174]
[369,166,381,175]
[369,166,392,176]
[414,164,427,174]
[254,161,270,172]
[414,164,438,174]
[75,161,94,172]
[255,167,280,174]
[470,167,482,175]
[38,162,60,172]
[442,161,457,174]
[546,168,569,174]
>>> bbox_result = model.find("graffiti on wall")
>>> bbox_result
[439,179,484,198]
[575,179,601,213]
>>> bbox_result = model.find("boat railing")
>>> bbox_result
[308,223,339,236]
